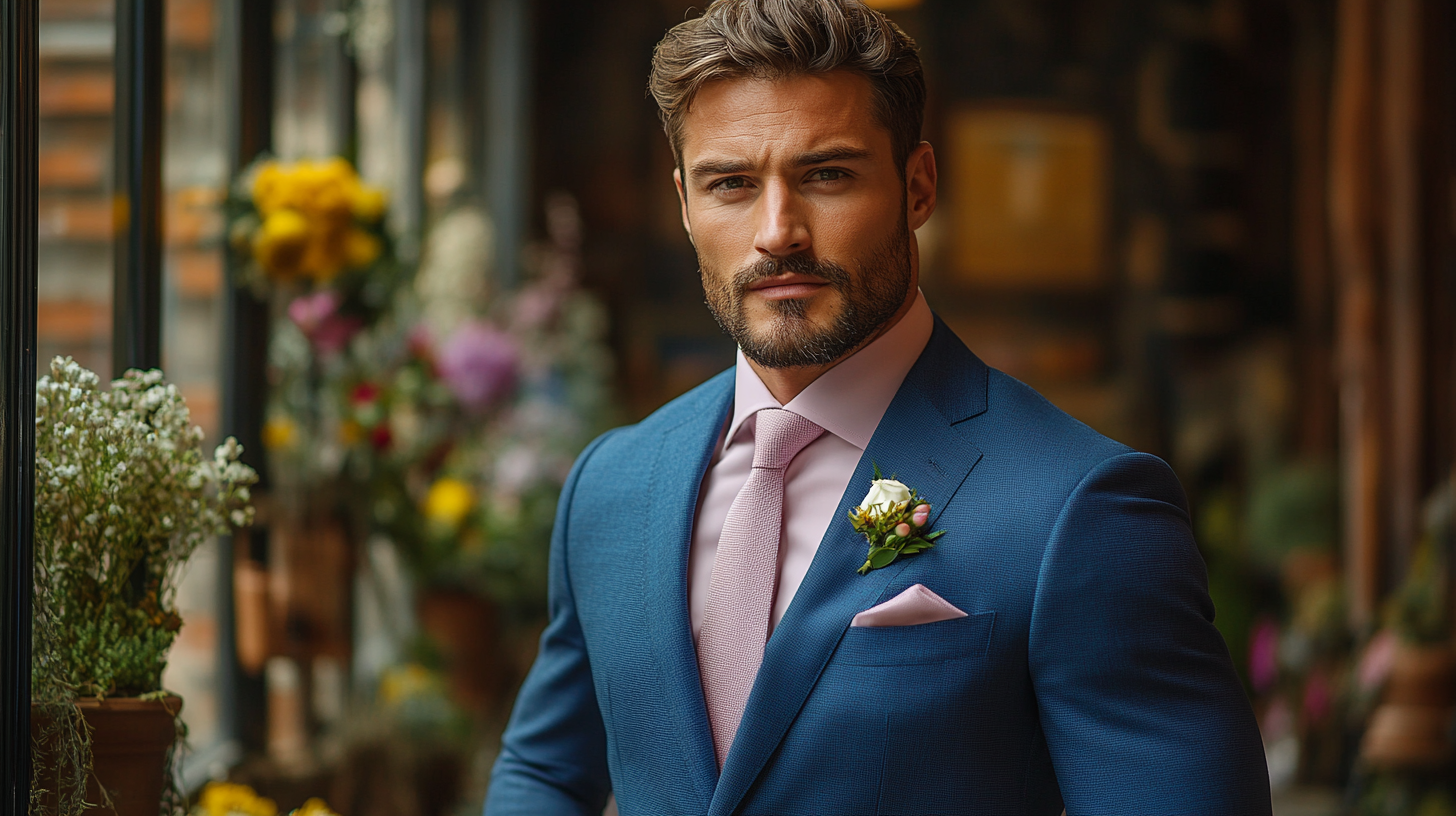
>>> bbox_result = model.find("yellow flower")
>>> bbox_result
[199,781,278,816]
[252,210,310,279]
[300,225,347,281]
[304,165,353,221]
[350,185,388,223]
[343,229,382,269]
[262,417,298,451]
[250,162,286,215]
[424,477,474,528]
[379,662,438,705]
[292,798,339,816]
[339,419,364,446]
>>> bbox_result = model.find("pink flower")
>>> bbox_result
[894,523,911,538]
[288,291,361,355]
[1357,629,1397,691]
[436,321,519,412]
[1303,670,1331,725]
[407,324,435,363]
[1249,619,1279,693]
[288,290,339,333]
[511,283,563,331]
[311,315,363,355]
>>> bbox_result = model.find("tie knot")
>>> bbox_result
[751,408,824,470]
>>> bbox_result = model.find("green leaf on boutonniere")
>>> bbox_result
[850,477,948,575]
[865,547,898,571]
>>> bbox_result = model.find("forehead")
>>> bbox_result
[678,71,890,166]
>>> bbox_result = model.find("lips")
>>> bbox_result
[746,274,829,300]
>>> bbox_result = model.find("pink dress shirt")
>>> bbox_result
[689,290,935,639]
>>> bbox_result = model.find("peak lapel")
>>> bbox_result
[708,321,987,816]
[642,377,734,806]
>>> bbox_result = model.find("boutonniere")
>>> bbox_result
[850,465,947,575]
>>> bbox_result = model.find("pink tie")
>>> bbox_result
[697,408,824,767]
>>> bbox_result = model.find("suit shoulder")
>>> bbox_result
[972,368,1141,483]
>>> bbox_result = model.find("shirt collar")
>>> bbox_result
[725,289,934,452]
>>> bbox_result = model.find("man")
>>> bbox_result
[485,1,1271,813]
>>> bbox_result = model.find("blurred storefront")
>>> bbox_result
[4,0,1456,814]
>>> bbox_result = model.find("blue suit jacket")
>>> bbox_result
[485,318,1271,815]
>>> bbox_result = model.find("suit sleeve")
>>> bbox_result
[484,432,616,816]
[1028,451,1271,816]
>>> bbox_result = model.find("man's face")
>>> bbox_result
[674,71,933,369]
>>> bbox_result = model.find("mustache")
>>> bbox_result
[732,254,852,291]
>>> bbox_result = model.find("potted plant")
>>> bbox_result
[1359,480,1455,774]
[30,357,258,815]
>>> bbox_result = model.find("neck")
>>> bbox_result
[745,292,917,404]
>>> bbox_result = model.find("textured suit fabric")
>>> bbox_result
[484,317,1272,816]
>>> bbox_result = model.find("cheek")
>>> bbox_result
[810,194,901,256]
[690,209,754,266]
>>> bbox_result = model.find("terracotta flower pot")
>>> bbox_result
[1382,644,1456,707]
[31,695,182,816]
[1360,643,1456,769]
[416,588,500,713]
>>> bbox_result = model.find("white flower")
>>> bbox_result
[857,479,911,517]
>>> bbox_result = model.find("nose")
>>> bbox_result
[753,180,811,258]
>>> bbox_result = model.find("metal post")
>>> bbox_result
[327,0,358,161]
[394,0,426,258]
[0,1,39,811]
[220,0,275,754]
[112,0,166,374]
[484,0,533,288]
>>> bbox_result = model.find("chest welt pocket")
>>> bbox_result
[833,612,995,666]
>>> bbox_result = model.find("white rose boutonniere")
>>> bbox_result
[857,478,912,515]
[850,464,946,575]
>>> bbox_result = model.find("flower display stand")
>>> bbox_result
[31,696,181,816]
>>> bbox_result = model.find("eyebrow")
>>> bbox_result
[792,146,873,166]
[687,146,874,182]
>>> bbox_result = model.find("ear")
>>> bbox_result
[674,167,694,244]
[905,142,937,232]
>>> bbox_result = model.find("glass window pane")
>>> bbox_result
[38,0,114,379]
[161,0,229,762]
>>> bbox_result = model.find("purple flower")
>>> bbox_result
[1249,618,1279,693]
[436,321,519,412]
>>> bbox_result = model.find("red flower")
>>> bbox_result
[370,424,393,450]
[351,382,381,405]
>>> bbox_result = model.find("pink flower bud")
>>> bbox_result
[894,522,911,538]
[912,505,930,527]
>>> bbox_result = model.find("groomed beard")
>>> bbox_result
[700,220,912,369]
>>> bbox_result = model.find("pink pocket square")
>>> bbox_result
[850,583,968,627]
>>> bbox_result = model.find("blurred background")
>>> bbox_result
[28,0,1456,813]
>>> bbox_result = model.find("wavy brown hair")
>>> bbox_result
[648,0,925,175]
